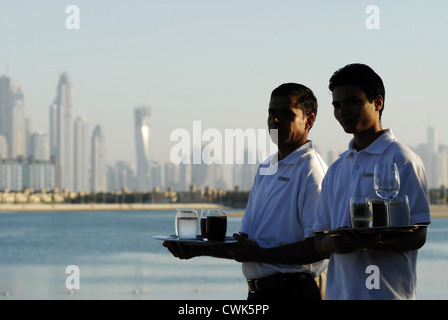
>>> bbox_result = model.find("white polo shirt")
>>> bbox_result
[240,141,328,280]
[314,129,431,299]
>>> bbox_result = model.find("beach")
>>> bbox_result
[428,205,448,218]
[0,203,245,216]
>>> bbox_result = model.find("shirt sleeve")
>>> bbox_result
[313,176,332,232]
[239,171,259,235]
[298,163,326,238]
[396,155,431,225]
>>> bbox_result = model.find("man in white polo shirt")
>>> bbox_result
[164,83,328,300]
[312,63,431,299]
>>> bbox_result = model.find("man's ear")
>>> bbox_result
[306,113,316,130]
[374,95,384,112]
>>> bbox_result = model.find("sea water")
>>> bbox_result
[0,209,247,300]
[0,210,446,300]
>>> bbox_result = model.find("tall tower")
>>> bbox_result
[90,125,107,192]
[74,116,89,192]
[52,72,73,190]
[134,106,151,191]
[49,104,58,158]
[0,76,11,157]
[428,126,438,154]
[11,83,26,158]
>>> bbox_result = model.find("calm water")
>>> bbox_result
[0,209,446,300]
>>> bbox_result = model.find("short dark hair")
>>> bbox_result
[271,83,318,118]
[328,63,385,118]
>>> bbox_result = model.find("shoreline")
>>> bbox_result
[0,203,447,218]
[0,203,246,216]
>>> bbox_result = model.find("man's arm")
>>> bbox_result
[222,233,329,264]
[313,225,428,254]
[163,241,235,260]
[362,225,427,251]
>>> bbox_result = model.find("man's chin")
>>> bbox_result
[341,126,355,134]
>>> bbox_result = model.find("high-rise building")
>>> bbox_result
[0,135,8,158]
[164,161,178,190]
[50,72,74,190]
[0,76,11,157]
[11,83,26,158]
[428,126,438,154]
[0,156,56,191]
[90,125,107,192]
[74,116,89,192]
[113,161,136,190]
[49,104,58,158]
[134,106,151,191]
[25,157,57,191]
[30,132,50,161]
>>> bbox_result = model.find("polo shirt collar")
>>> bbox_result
[340,129,397,158]
[266,140,314,166]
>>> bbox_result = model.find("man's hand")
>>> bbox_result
[163,241,200,260]
[207,232,263,262]
[314,230,358,257]
[229,233,263,262]
[163,240,236,260]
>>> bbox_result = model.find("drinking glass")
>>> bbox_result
[371,197,389,227]
[199,209,208,238]
[349,196,373,228]
[200,209,221,239]
[175,208,198,240]
[206,210,227,241]
[374,162,400,221]
[389,195,411,226]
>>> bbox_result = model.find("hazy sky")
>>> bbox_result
[1,1,447,166]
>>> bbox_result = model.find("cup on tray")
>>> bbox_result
[371,197,389,227]
[349,196,373,228]
[389,194,410,226]
[205,210,227,241]
[175,208,198,240]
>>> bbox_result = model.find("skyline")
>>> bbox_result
[0,1,447,168]
[1,68,447,192]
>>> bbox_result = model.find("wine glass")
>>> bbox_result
[373,162,400,225]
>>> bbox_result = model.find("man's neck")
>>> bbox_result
[278,140,309,160]
[353,127,385,151]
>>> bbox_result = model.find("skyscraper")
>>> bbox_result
[50,72,73,190]
[11,83,26,158]
[74,116,89,192]
[0,135,8,158]
[0,76,11,157]
[134,106,151,191]
[428,126,438,154]
[30,132,50,161]
[49,104,57,158]
[90,125,107,192]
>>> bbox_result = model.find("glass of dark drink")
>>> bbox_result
[206,210,227,241]
[349,196,373,228]
[200,209,212,239]
[372,198,389,227]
